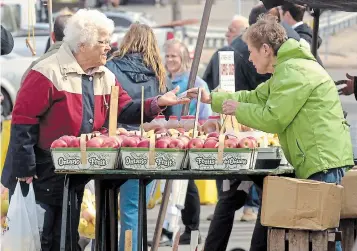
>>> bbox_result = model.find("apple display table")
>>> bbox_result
[57,167,295,251]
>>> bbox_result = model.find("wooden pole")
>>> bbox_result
[47,0,54,45]
[182,0,215,116]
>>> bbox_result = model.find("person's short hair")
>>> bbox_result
[243,14,287,55]
[249,4,282,26]
[248,4,268,26]
[281,3,306,22]
[63,9,115,52]
[53,14,72,42]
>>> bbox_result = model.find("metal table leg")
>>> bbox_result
[109,186,119,251]
[69,185,79,251]
[60,175,70,251]
[95,180,106,251]
[138,179,147,251]
[142,181,148,251]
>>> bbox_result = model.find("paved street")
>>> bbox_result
[146,205,254,251]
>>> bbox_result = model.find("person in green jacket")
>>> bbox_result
[187,15,354,251]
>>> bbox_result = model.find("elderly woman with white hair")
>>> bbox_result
[1,9,189,250]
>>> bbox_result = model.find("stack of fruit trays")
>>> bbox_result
[50,129,120,171]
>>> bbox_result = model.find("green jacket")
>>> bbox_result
[212,39,354,179]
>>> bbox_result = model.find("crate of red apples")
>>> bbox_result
[50,130,120,171]
[119,128,188,171]
[188,131,258,171]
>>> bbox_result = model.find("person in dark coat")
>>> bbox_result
[105,23,172,251]
[201,4,301,251]
[280,2,324,66]
[1,25,14,55]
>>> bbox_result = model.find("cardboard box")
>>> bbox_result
[341,169,357,219]
[261,176,343,230]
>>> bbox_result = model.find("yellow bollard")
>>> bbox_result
[1,120,11,176]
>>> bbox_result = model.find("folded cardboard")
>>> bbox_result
[341,169,357,219]
[261,176,343,230]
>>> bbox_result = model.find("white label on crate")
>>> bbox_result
[218,51,235,93]
[121,149,185,170]
[189,151,256,170]
[52,150,118,170]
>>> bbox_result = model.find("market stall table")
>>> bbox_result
[57,167,294,251]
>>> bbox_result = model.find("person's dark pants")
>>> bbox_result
[10,183,84,251]
[249,167,345,251]
[204,181,249,251]
[216,180,260,208]
[245,184,260,209]
[181,180,201,232]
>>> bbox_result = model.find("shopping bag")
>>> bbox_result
[1,182,41,251]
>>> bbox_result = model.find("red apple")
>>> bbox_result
[154,128,168,135]
[204,139,219,148]
[86,137,104,148]
[187,138,204,149]
[168,139,185,149]
[51,139,68,148]
[137,140,150,148]
[102,137,120,148]
[225,138,239,148]
[99,127,108,134]
[207,132,220,138]
[129,135,142,145]
[237,137,255,148]
[59,135,76,145]
[177,135,190,148]
[246,136,258,147]
[155,138,171,148]
[114,135,127,145]
[122,137,138,147]
[69,137,80,147]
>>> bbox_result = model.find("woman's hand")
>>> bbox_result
[17,175,38,184]
[336,73,355,95]
[186,88,212,104]
[222,100,240,115]
[157,86,190,107]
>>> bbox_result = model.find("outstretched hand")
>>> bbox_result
[18,175,38,184]
[336,73,355,95]
[157,86,190,107]
[186,88,212,104]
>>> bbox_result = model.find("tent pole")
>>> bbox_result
[311,8,320,57]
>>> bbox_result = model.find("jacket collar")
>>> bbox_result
[56,42,106,77]
[47,41,63,53]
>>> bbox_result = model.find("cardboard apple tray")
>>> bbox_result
[120,136,187,171]
[189,135,258,171]
[51,134,119,171]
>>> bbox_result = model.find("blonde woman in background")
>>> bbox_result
[106,23,173,251]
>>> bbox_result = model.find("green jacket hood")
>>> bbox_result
[277,39,316,65]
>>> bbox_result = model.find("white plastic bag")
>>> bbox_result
[1,182,41,251]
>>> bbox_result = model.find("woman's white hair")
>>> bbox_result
[63,9,115,52]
